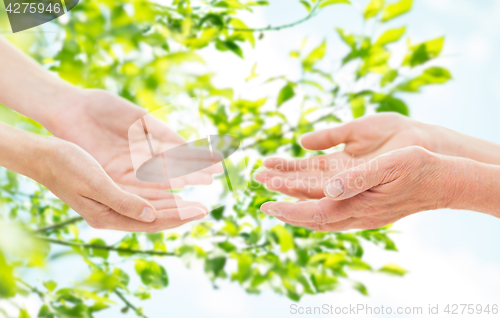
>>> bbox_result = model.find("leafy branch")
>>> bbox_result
[35,216,84,233]
[225,2,321,32]
[37,237,177,257]
[115,290,148,318]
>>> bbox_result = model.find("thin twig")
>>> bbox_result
[225,3,320,32]
[37,236,177,257]
[115,290,148,318]
[35,216,84,233]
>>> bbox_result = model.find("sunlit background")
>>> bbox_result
[2,0,500,317]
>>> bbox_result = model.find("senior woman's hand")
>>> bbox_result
[256,113,435,199]
[256,113,500,200]
[260,146,500,231]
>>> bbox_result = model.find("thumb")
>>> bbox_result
[94,180,158,223]
[300,122,354,151]
[323,152,398,200]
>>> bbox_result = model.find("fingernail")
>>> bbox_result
[266,209,281,217]
[140,207,156,222]
[326,179,344,198]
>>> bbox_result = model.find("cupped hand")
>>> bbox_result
[47,89,221,190]
[39,137,208,232]
[260,146,454,231]
[256,113,434,199]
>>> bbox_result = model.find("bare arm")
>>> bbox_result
[0,37,77,127]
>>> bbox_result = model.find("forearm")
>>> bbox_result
[0,37,80,127]
[443,155,500,218]
[0,122,50,182]
[428,123,500,166]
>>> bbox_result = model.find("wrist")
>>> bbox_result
[438,155,500,217]
[41,86,86,135]
[0,123,54,183]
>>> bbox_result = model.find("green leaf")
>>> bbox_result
[379,264,407,276]
[88,238,109,260]
[300,0,312,11]
[44,281,57,292]
[231,18,256,47]
[6,170,18,191]
[364,0,384,20]
[375,26,406,46]
[216,40,244,58]
[277,83,295,107]
[396,66,452,92]
[135,259,169,289]
[205,257,226,278]
[0,253,16,298]
[353,282,369,296]
[271,225,294,252]
[381,69,398,86]
[319,0,351,8]
[117,236,140,257]
[373,94,409,115]
[403,37,445,67]
[381,0,412,22]
[336,28,355,48]
[211,206,225,220]
[350,96,366,118]
[302,41,326,70]
[18,309,30,318]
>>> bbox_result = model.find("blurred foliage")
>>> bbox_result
[0,0,451,316]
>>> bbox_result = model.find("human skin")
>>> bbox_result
[260,146,500,231]
[0,38,221,191]
[0,37,222,230]
[256,113,500,199]
[256,113,500,231]
[0,123,208,232]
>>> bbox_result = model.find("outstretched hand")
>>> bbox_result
[256,113,434,199]
[40,137,209,232]
[260,147,454,231]
[46,89,222,190]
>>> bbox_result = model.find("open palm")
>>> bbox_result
[48,89,220,191]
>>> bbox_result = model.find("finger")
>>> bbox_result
[323,150,404,201]
[90,178,159,223]
[300,123,354,151]
[263,177,311,199]
[119,172,180,190]
[257,169,330,183]
[150,198,209,213]
[263,152,357,172]
[92,206,208,232]
[118,184,180,201]
[263,175,325,199]
[260,198,352,224]
[263,156,329,171]
[275,216,358,232]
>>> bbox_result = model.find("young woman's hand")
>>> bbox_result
[38,137,209,232]
[45,89,222,190]
[0,123,208,232]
